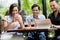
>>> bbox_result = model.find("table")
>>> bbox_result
[7,27,58,32]
[6,26,60,40]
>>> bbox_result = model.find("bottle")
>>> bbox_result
[31,18,35,27]
[24,16,28,27]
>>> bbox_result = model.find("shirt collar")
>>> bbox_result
[52,10,60,17]
[32,14,40,19]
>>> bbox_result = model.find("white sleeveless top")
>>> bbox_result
[4,15,22,30]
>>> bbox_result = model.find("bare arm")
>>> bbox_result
[4,20,14,31]
[15,14,25,29]
[4,17,16,31]
[17,18,25,29]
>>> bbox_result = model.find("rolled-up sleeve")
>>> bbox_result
[39,15,46,20]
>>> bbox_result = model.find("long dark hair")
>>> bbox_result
[9,3,18,16]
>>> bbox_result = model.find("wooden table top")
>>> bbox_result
[7,27,59,32]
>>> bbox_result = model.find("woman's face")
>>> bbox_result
[12,7,18,15]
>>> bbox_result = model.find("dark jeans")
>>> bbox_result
[52,30,60,40]
[26,32,46,40]
[55,30,60,36]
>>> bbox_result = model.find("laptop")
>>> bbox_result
[35,19,51,29]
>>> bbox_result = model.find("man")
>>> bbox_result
[48,0,60,40]
[20,10,26,22]
[26,4,46,40]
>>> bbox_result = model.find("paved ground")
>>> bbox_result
[0,34,25,40]
[10,35,24,40]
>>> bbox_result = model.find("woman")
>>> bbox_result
[3,3,24,31]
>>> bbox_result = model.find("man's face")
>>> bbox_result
[50,1,58,12]
[32,7,39,16]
